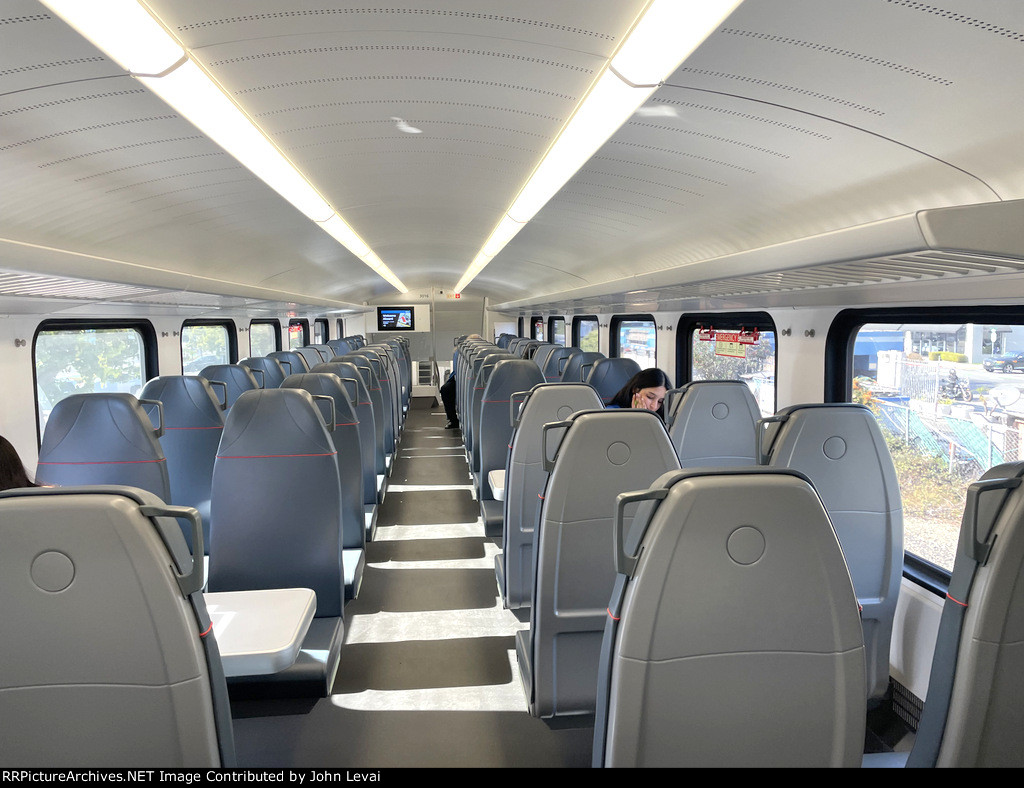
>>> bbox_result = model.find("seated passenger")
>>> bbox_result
[606,368,670,418]
[0,435,39,491]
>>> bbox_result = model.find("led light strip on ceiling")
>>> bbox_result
[453,0,745,294]
[40,0,408,294]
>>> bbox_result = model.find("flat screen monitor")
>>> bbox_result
[377,306,415,331]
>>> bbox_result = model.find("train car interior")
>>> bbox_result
[2,0,1024,768]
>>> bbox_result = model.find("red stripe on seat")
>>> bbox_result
[217,451,338,459]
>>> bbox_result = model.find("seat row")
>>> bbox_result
[30,335,413,699]
[484,369,1020,765]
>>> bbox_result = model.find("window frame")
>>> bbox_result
[314,317,330,343]
[32,318,158,445]
[826,304,1024,594]
[180,319,237,373]
[288,318,309,349]
[677,311,777,393]
[572,315,600,350]
[517,316,526,337]
[548,316,566,346]
[530,315,545,341]
[249,318,282,356]
[611,313,656,363]
[336,318,345,339]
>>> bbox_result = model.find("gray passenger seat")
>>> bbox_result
[593,468,865,767]
[208,388,345,697]
[239,356,288,389]
[139,375,225,553]
[36,392,171,502]
[475,359,545,537]
[0,486,234,766]
[281,372,367,598]
[889,461,1024,767]
[199,364,260,408]
[759,403,903,702]
[585,357,641,404]
[517,409,681,718]
[666,380,761,467]
[496,382,604,609]
[311,360,381,534]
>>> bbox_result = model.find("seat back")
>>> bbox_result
[199,364,260,408]
[563,351,604,382]
[295,346,327,369]
[239,356,287,389]
[524,409,680,718]
[308,343,335,362]
[267,350,309,375]
[500,382,604,609]
[0,486,233,767]
[139,376,225,553]
[327,338,355,356]
[586,357,641,404]
[349,349,396,455]
[280,373,365,555]
[36,392,170,502]
[542,346,580,382]
[311,361,378,505]
[341,354,388,474]
[477,360,545,499]
[908,461,1024,767]
[209,388,345,618]
[469,350,512,472]
[666,380,761,467]
[531,344,559,374]
[594,468,865,767]
[759,403,902,700]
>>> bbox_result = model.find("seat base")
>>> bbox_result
[226,616,343,699]
[343,549,365,601]
[480,499,503,538]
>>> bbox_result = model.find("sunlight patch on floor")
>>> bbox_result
[330,651,527,712]
[374,522,484,540]
[368,541,500,570]
[345,601,526,644]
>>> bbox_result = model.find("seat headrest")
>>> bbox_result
[218,389,334,458]
[281,373,358,422]
[139,376,225,428]
[39,393,162,463]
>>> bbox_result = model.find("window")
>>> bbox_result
[250,320,280,357]
[288,319,309,349]
[181,320,235,374]
[680,312,776,419]
[828,307,1024,575]
[336,318,345,339]
[549,317,566,346]
[531,316,545,341]
[33,321,156,440]
[573,316,600,352]
[314,318,329,344]
[612,315,656,368]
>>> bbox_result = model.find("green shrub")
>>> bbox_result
[929,351,941,361]
[938,351,968,363]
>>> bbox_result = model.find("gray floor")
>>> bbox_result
[231,398,593,767]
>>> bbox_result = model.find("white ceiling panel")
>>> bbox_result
[2,1,1024,313]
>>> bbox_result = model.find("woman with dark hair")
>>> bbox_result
[0,435,39,491]
[607,368,670,418]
